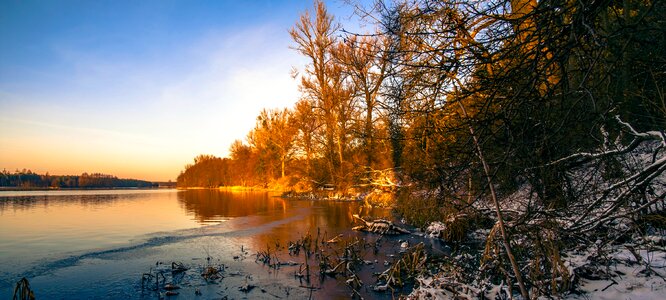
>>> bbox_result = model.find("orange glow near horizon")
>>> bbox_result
[0,157,184,182]
[0,138,186,181]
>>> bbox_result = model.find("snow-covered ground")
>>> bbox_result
[404,231,666,299]
[566,237,666,300]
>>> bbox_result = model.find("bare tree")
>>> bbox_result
[291,0,355,185]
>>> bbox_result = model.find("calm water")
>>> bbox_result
[0,189,436,299]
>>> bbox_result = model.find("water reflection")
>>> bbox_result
[244,200,393,252]
[176,189,392,230]
[0,192,147,212]
[176,190,291,222]
[0,190,199,274]
[176,189,394,251]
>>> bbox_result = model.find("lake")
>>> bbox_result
[0,189,442,299]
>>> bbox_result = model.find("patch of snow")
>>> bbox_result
[426,221,447,239]
[568,262,665,300]
[565,243,666,300]
[407,274,511,300]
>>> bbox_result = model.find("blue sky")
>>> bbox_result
[0,0,368,181]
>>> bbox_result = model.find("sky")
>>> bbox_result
[0,0,371,182]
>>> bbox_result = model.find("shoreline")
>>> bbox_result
[177,186,369,202]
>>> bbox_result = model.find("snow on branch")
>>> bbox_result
[545,115,665,168]
[554,116,666,232]
[569,157,666,232]
[569,155,666,229]
[614,115,666,146]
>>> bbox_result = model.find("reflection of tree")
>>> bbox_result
[244,200,393,252]
[176,190,395,251]
[176,190,290,223]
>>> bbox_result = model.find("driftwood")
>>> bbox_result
[351,214,410,235]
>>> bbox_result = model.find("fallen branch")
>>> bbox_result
[351,214,410,235]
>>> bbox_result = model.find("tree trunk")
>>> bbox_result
[281,155,285,179]
[365,92,374,168]
[458,101,530,300]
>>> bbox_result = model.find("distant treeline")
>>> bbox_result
[0,169,155,188]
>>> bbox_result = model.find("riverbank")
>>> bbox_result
[177,185,368,200]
